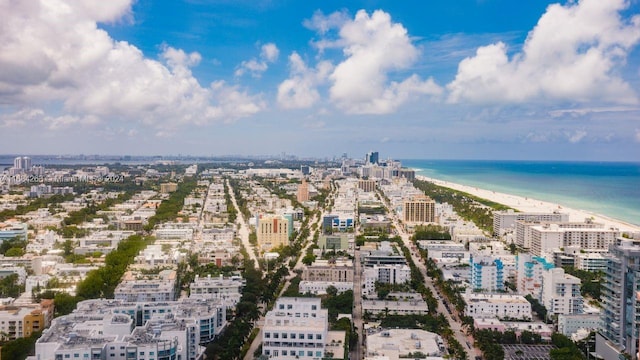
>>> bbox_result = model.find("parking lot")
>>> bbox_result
[502,344,556,360]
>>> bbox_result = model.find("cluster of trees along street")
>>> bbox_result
[63,191,133,226]
[372,235,467,360]
[144,178,197,230]
[412,179,512,233]
[38,234,152,316]
[0,193,74,222]
[204,259,289,360]
[228,178,251,219]
[223,180,238,222]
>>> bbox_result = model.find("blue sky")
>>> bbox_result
[1,0,640,160]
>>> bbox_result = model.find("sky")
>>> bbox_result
[1,0,640,161]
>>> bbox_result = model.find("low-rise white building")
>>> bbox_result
[189,274,245,308]
[362,293,429,318]
[363,264,411,297]
[299,281,354,295]
[463,292,532,321]
[417,240,469,263]
[35,297,225,360]
[366,329,444,360]
[262,297,328,360]
[558,313,602,338]
[114,269,177,302]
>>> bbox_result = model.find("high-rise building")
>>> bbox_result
[493,210,569,236]
[540,268,583,317]
[366,151,379,165]
[596,238,640,359]
[257,214,290,251]
[297,179,310,202]
[402,195,435,224]
[529,224,619,257]
[12,156,32,171]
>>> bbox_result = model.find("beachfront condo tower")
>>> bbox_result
[596,237,640,359]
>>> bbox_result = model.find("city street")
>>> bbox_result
[380,193,481,360]
[226,179,259,269]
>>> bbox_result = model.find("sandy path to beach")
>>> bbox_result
[417,175,640,233]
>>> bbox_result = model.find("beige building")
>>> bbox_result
[358,179,377,192]
[297,179,310,202]
[257,215,290,251]
[302,259,354,282]
[160,182,178,193]
[0,299,54,341]
[402,195,435,224]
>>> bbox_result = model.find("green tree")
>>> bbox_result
[301,253,316,266]
[54,292,80,317]
[0,330,41,359]
[5,247,25,257]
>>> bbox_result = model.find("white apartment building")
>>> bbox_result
[530,224,619,256]
[189,274,245,308]
[154,226,194,240]
[558,314,601,338]
[134,244,185,266]
[541,268,583,317]
[362,264,411,297]
[470,256,505,292]
[366,329,444,359]
[299,281,354,295]
[516,220,603,249]
[114,270,177,302]
[516,253,555,298]
[417,240,469,263]
[493,210,568,236]
[201,226,235,243]
[35,298,226,360]
[262,298,328,360]
[463,292,532,321]
[574,252,608,271]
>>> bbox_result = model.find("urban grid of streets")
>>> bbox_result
[235,177,482,360]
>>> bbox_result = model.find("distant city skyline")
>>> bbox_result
[1,0,639,160]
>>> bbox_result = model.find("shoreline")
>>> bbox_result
[416,175,640,233]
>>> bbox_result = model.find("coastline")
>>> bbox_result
[416,175,640,233]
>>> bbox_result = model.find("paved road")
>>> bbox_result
[351,249,364,360]
[394,220,481,359]
[243,198,329,360]
[375,189,481,360]
[226,179,259,269]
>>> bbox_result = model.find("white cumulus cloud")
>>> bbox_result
[327,10,442,114]
[0,0,264,132]
[235,43,280,78]
[277,52,332,109]
[447,0,640,104]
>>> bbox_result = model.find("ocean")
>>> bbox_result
[401,160,640,227]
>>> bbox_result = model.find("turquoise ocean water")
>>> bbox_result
[401,160,640,226]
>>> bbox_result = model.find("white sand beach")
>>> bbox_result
[416,175,640,233]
